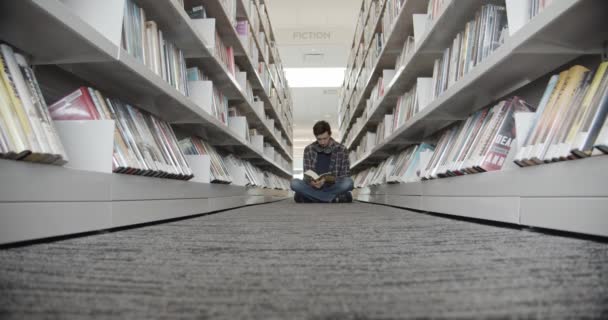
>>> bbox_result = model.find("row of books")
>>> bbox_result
[353,69,608,185]
[431,4,508,100]
[257,3,273,42]
[183,3,292,145]
[219,0,238,26]
[395,36,416,71]
[340,0,514,141]
[353,143,434,187]
[344,76,417,148]
[364,1,385,52]
[184,4,237,80]
[49,91,290,186]
[122,0,188,95]
[425,0,448,23]
[216,31,237,79]
[236,20,261,69]
[0,43,289,184]
[180,136,231,183]
[421,97,531,180]
[0,44,67,164]
[343,1,509,143]
[528,0,554,20]
[514,63,608,165]
[212,85,230,125]
[382,0,404,43]
[180,136,290,189]
[226,105,291,168]
[341,0,415,139]
[50,86,194,179]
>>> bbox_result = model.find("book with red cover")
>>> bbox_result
[48,87,100,120]
[478,97,532,172]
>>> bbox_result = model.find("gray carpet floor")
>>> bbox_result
[1,200,607,319]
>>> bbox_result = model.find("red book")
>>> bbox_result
[478,97,531,172]
[48,87,100,120]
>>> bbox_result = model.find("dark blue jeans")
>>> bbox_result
[290,177,354,203]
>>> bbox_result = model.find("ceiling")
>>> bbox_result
[267,0,361,171]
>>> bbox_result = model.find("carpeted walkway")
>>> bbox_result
[1,200,607,319]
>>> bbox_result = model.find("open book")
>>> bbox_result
[304,170,336,183]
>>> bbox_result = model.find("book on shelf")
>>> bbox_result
[186,4,207,19]
[187,66,209,82]
[49,86,193,179]
[179,136,232,183]
[214,31,236,79]
[383,0,404,39]
[506,0,555,36]
[395,36,416,70]
[0,43,68,164]
[392,83,419,131]
[211,86,229,124]
[122,0,189,96]
[426,0,449,23]
[219,0,238,25]
[514,62,608,164]
[430,4,507,99]
[418,96,532,180]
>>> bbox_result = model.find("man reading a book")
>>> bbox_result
[290,121,354,203]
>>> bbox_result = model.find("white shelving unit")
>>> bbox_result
[355,156,608,237]
[0,0,294,245]
[342,0,608,237]
[193,0,294,147]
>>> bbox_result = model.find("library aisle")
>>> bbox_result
[1,200,607,318]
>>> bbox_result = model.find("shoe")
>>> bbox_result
[333,192,353,203]
[294,193,305,203]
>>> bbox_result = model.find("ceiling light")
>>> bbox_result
[285,68,345,88]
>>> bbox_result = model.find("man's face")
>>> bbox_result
[316,131,331,147]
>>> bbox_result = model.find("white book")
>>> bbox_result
[505,0,530,36]
[412,14,428,46]
[416,77,433,112]
[0,45,46,156]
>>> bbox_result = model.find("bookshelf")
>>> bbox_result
[355,156,608,237]
[0,0,293,245]
[341,0,608,237]
[193,0,294,145]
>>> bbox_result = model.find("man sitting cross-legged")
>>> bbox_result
[290,121,354,203]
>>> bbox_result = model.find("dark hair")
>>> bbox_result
[313,121,331,136]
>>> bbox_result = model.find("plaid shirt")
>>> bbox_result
[303,138,350,179]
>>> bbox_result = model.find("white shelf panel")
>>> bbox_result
[110,174,250,201]
[520,198,608,237]
[350,0,608,170]
[0,159,290,203]
[0,160,289,244]
[423,156,608,198]
[384,194,423,211]
[354,156,608,235]
[112,198,211,227]
[422,196,520,224]
[0,159,112,203]
[0,202,112,244]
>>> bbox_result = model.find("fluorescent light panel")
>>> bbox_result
[285,68,345,88]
